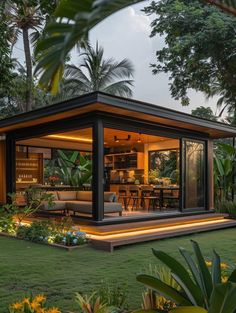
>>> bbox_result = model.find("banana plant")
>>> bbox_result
[57,150,92,187]
[214,143,236,202]
[136,240,236,311]
[35,0,236,94]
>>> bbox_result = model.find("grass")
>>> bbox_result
[1,228,236,311]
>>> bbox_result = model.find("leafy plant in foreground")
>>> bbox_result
[137,240,236,312]
[4,189,54,224]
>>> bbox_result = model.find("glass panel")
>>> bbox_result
[184,140,205,209]
[103,127,180,220]
[15,127,93,219]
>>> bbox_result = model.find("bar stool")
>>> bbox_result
[127,186,140,210]
[118,186,128,210]
[141,186,160,211]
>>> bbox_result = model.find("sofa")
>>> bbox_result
[41,190,122,216]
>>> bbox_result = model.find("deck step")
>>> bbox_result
[91,218,236,252]
[82,213,227,236]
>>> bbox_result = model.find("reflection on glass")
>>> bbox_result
[184,141,205,209]
[149,149,179,185]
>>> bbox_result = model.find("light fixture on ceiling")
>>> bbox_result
[114,135,131,143]
[137,133,142,143]
[114,136,120,143]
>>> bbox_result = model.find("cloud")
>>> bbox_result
[78,2,218,115]
[13,1,220,116]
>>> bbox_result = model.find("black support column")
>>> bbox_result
[92,118,104,221]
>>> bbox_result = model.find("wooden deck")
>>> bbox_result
[87,214,236,252]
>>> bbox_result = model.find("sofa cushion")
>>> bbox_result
[58,191,77,201]
[77,191,92,201]
[42,201,67,211]
[104,202,122,213]
[46,191,58,201]
[66,201,92,213]
[67,200,122,214]
[104,192,116,202]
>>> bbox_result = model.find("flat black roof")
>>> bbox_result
[0,91,236,138]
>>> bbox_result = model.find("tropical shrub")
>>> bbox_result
[16,219,88,246]
[0,209,15,234]
[98,280,129,311]
[214,143,236,203]
[16,221,52,242]
[4,189,54,224]
[215,199,236,218]
[74,281,128,313]
[9,294,61,313]
[137,240,236,312]
[141,265,178,312]
[75,292,108,313]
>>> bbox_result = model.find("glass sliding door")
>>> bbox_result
[183,139,206,210]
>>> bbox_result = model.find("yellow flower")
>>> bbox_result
[222,276,228,283]
[22,298,30,305]
[35,295,46,303]
[31,299,40,310]
[11,302,23,310]
[205,261,212,267]
[46,307,61,313]
[205,260,228,270]
[220,262,229,270]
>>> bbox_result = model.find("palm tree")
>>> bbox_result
[61,43,134,98]
[5,0,44,112]
[35,0,236,94]
[5,0,58,112]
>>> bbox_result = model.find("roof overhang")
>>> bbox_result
[0,92,235,139]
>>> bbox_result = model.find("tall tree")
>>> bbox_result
[0,2,14,103]
[4,0,57,112]
[143,0,236,123]
[62,43,134,98]
[35,0,236,94]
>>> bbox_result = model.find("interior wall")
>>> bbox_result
[0,139,6,204]
[144,139,180,182]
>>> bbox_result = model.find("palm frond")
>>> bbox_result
[103,79,134,97]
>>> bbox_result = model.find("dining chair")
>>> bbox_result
[127,185,140,210]
[118,186,128,210]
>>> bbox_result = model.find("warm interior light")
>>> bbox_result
[114,136,120,143]
[136,133,142,143]
[46,134,93,143]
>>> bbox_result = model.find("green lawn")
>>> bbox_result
[1,229,236,312]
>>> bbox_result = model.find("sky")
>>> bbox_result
[13,1,220,116]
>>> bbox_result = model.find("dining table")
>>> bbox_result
[152,185,180,210]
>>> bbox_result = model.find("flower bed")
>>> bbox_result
[0,215,89,250]
[0,190,89,250]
